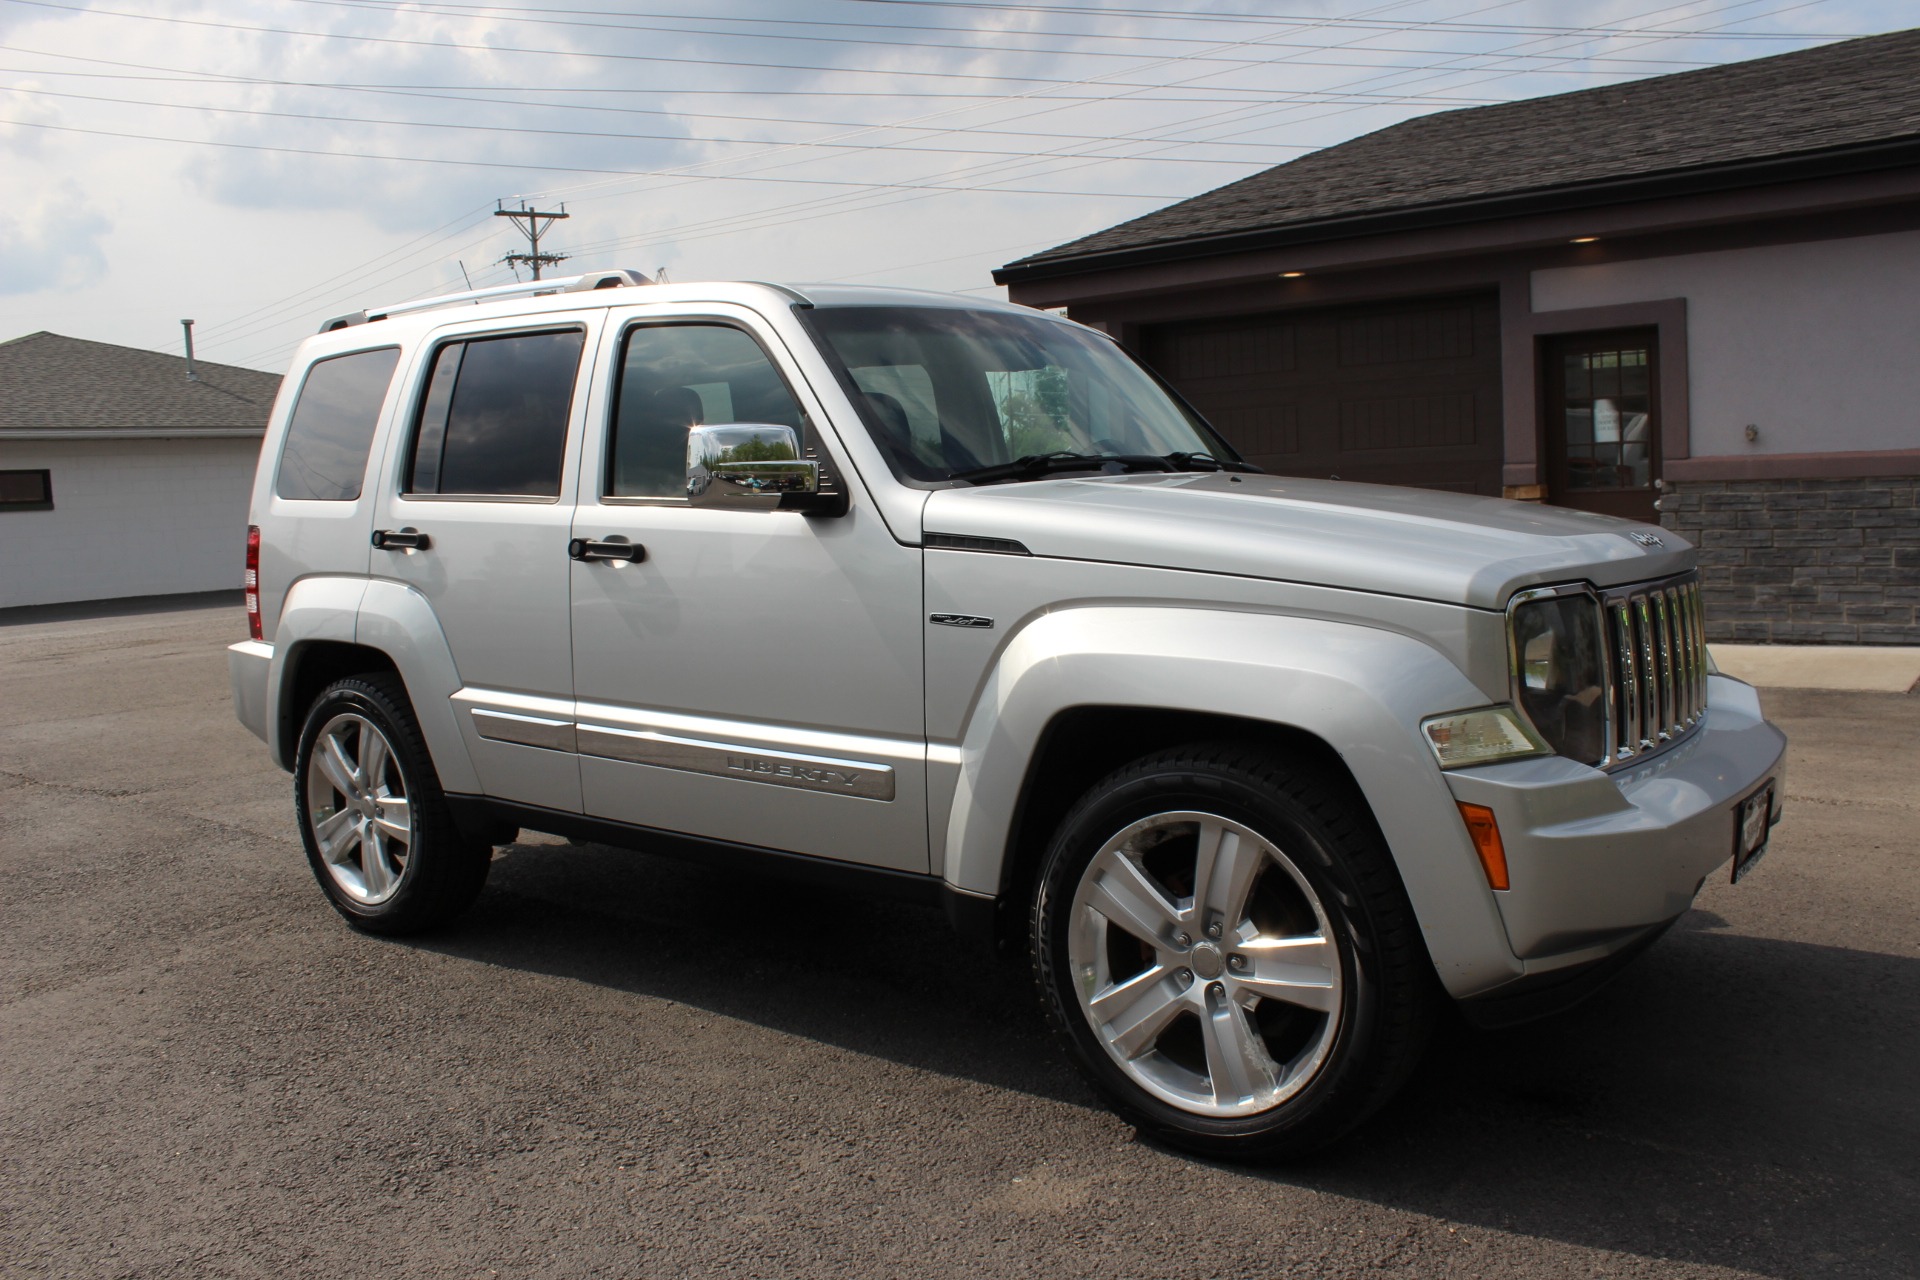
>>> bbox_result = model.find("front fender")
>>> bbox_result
[939,606,1522,998]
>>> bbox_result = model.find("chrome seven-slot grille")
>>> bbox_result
[1605,574,1708,764]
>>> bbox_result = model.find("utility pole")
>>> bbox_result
[180,319,198,381]
[494,201,570,280]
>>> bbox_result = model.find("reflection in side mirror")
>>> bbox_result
[686,424,820,509]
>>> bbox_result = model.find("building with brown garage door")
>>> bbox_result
[996,29,1920,645]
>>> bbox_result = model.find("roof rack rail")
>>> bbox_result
[319,267,655,333]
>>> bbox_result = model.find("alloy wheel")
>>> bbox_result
[304,712,414,905]
[1067,810,1343,1117]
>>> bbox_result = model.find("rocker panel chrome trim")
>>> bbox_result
[470,708,578,754]
[575,724,896,801]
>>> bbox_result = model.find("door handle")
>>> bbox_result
[371,528,431,550]
[568,536,644,563]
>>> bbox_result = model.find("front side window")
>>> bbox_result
[275,346,400,501]
[803,306,1235,484]
[607,323,805,498]
[407,329,585,497]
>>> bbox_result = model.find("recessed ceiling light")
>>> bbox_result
[1569,236,1600,244]
[1280,270,1306,278]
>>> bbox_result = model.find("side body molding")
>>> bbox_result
[265,575,368,769]
[936,607,1523,999]
[352,578,481,795]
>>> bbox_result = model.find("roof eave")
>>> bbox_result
[0,428,268,440]
[994,134,1920,286]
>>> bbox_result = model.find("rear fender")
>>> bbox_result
[266,575,367,768]
[353,579,479,795]
[939,606,1522,997]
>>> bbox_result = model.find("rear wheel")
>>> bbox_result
[293,675,490,935]
[1032,743,1435,1158]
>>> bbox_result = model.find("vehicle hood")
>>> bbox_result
[920,473,1692,610]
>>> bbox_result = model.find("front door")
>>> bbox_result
[1544,330,1660,523]
[568,306,928,873]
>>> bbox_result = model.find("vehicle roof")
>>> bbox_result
[294,275,1063,366]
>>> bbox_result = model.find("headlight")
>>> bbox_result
[1421,706,1549,769]
[1510,590,1608,766]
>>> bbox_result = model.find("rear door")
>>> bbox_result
[370,313,603,812]
[567,304,928,872]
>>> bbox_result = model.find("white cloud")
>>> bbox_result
[0,0,1913,365]
[0,177,112,297]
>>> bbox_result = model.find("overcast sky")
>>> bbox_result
[0,0,1911,373]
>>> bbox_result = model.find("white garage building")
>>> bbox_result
[0,332,279,610]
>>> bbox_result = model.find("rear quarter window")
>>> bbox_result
[275,347,402,501]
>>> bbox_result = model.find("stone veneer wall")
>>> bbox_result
[1658,476,1919,644]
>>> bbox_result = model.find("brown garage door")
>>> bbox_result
[1141,293,1503,495]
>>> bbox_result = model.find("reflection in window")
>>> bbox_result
[608,325,805,498]
[407,330,584,497]
[807,305,1224,484]
[1560,346,1652,491]
[849,364,941,466]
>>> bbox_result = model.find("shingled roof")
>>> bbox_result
[998,26,1920,282]
[0,332,281,435]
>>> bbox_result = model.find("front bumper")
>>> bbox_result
[228,639,273,746]
[1444,674,1786,997]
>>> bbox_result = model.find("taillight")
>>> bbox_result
[245,524,262,641]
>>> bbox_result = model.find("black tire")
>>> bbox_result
[293,674,491,935]
[1032,742,1437,1159]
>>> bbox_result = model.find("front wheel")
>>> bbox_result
[293,674,490,935]
[1032,744,1436,1159]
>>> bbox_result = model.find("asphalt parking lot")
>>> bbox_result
[2,597,1915,1279]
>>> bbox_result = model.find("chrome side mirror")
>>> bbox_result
[685,424,820,509]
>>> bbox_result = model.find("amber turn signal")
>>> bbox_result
[1457,802,1509,891]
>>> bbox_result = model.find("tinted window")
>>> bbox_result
[608,324,804,498]
[275,347,400,501]
[408,330,584,497]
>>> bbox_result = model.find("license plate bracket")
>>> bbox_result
[1731,780,1776,884]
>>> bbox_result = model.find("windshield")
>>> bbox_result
[803,305,1239,484]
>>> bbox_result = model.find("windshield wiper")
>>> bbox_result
[949,450,1261,486]
[1162,451,1262,474]
[949,451,1167,486]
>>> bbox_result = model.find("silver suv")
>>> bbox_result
[230,270,1786,1158]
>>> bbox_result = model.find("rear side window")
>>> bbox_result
[275,347,401,501]
[407,329,585,497]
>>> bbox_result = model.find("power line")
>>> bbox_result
[193,207,495,342]
[0,64,1358,148]
[193,0,1478,355]
[147,0,1844,363]
[249,0,1743,72]
[0,35,1715,102]
[0,85,1383,164]
[1,0,1451,96]
[836,0,1861,39]
[0,117,1188,198]
[521,0,1535,250]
